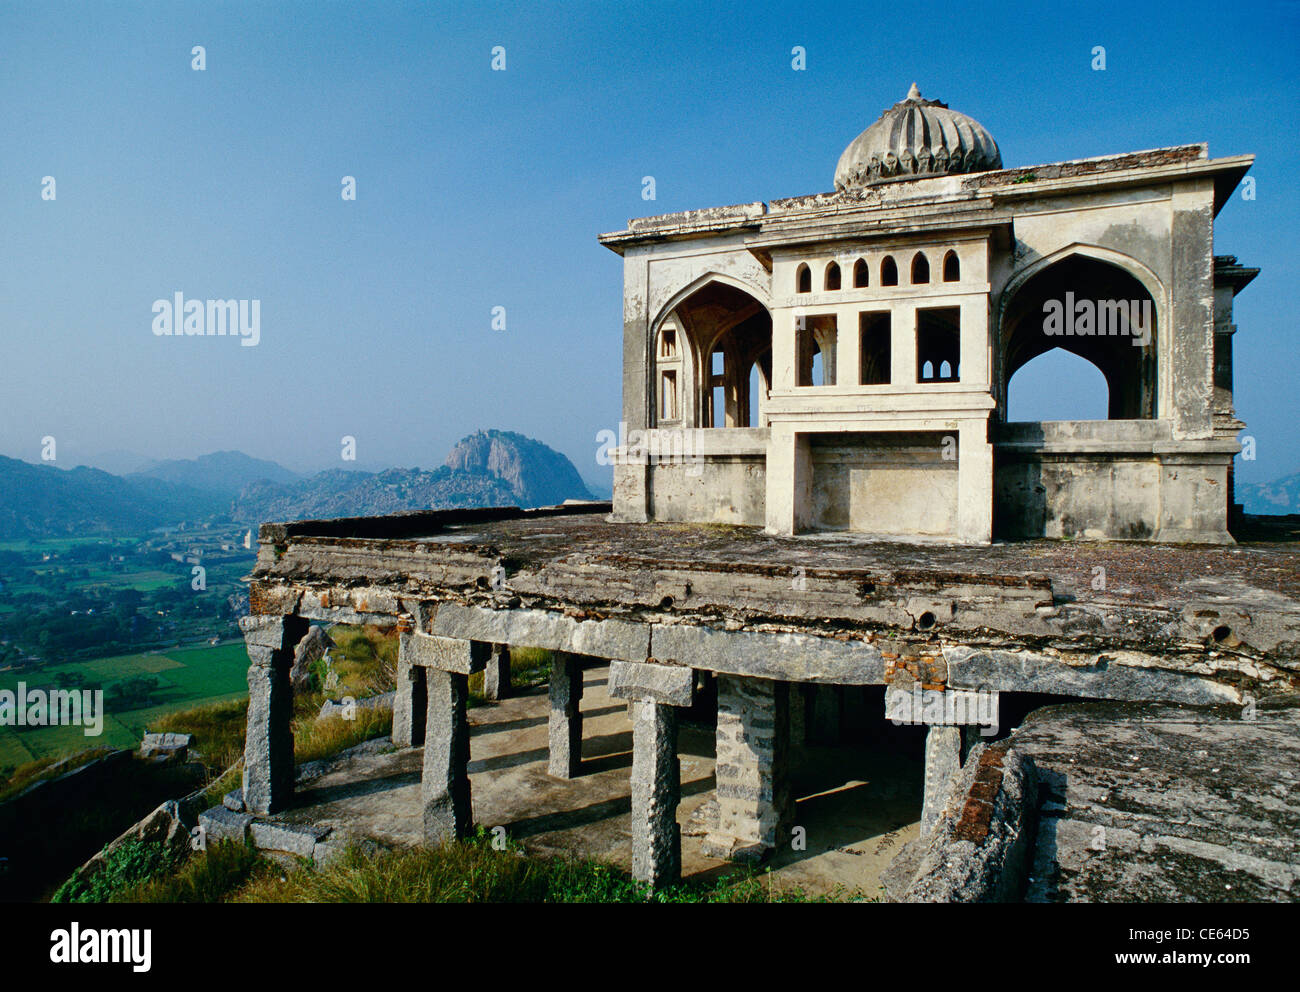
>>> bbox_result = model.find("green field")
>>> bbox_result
[0,641,250,769]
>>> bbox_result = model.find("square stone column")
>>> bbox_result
[922,725,963,836]
[400,631,488,845]
[548,652,584,779]
[956,421,994,543]
[392,646,427,748]
[607,659,695,890]
[240,615,308,815]
[422,668,471,844]
[703,675,792,863]
[630,700,680,888]
[482,644,512,701]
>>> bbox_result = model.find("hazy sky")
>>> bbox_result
[0,0,1295,487]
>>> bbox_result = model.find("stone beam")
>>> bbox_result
[942,646,1240,705]
[607,660,695,705]
[652,624,883,684]
[400,630,490,675]
[432,604,651,662]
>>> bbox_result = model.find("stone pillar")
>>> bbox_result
[401,631,488,845]
[548,652,584,779]
[422,668,471,844]
[607,659,695,890]
[956,421,994,543]
[922,725,963,836]
[393,647,427,748]
[482,644,512,701]
[704,675,792,863]
[630,700,681,888]
[240,615,308,815]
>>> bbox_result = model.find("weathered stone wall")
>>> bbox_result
[648,457,765,525]
[995,448,1232,542]
[810,432,958,535]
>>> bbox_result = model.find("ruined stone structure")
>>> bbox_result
[230,90,1294,896]
[236,506,1298,890]
[601,84,1257,544]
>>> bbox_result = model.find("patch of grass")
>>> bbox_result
[120,838,267,903]
[149,697,248,774]
[226,832,852,904]
[324,625,397,700]
[292,706,392,764]
[51,834,185,904]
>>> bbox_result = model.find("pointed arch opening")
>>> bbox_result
[1007,349,1110,421]
[853,258,869,288]
[911,252,930,284]
[825,261,841,291]
[796,264,811,294]
[662,279,772,429]
[942,250,960,282]
[1000,253,1158,420]
[881,256,898,286]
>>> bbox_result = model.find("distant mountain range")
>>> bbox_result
[0,431,595,538]
[130,450,300,495]
[1238,472,1300,516]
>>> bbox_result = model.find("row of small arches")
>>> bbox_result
[796,250,960,293]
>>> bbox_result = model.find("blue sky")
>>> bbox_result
[0,0,1295,487]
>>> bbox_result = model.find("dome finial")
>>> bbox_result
[907,82,921,100]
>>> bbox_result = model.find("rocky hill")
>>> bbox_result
[444,430,593,507]
[232,432,592,526]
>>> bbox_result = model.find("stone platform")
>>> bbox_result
[235,503,1300,888]
[242,666,923,896]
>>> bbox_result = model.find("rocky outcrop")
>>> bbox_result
[290,625,334,691]
[445,430,592,507]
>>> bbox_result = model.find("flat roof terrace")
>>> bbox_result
[248,503,1300,704]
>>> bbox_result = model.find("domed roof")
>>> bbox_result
[834,83,1002,190]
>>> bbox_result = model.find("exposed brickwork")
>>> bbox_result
[952,745,1008,845]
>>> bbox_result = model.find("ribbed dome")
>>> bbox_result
[834,83,1002,190]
